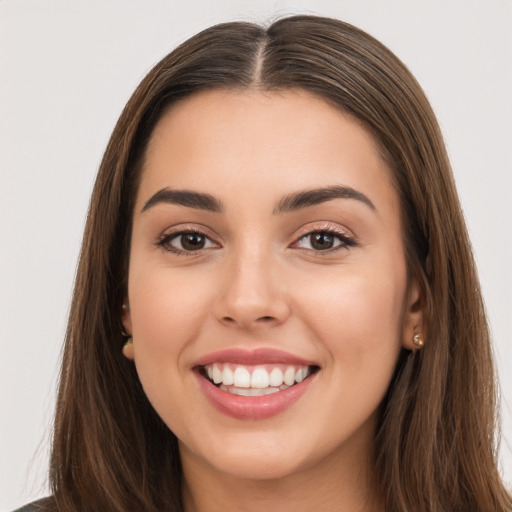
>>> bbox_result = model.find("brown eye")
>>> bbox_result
[309,233,335,250]
[295,230,355,252]
[180,233,206,251]
[159,231,218,253]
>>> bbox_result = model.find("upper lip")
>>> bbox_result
[193,348,318,368]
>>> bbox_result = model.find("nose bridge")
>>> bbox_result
[214,238,289,328]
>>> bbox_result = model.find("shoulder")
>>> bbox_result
[12,497,53,512]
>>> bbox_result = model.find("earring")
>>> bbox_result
[122,336,134,359]
[413,333,424,348]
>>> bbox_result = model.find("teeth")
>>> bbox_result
[233,366,251,388]
[283,367,296,386]
[222,366,234,385]
[203,363,314,390]
[269,367,284,387]
[212,364,222,384]
[251,368,270,388]
[220,385,283,396]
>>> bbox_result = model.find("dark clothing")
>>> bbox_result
[12,498,51,512]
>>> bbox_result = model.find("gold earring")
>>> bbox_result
[413,333,424,348]
[122,336,134,358]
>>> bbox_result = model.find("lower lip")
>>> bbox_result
[196,371,317,420]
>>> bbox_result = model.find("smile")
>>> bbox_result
[201,363,316,396]
[193,349,320,419]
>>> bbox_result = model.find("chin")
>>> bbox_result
[207,445,312,481]
[179,424,337,482]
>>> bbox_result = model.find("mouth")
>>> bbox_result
[193,348,321,419]
[198,362,320,397]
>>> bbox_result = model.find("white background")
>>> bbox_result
[1,1,511,510]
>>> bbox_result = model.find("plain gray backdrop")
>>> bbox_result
[1,1,511,510]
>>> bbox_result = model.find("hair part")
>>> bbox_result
[47,15,511,512]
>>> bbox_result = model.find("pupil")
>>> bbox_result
[181,233,205,250]
[311,233,334,250]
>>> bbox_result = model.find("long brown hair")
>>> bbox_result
[46,15,511,511]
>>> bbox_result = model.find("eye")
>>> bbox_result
[295,230,355,252]
[158,231,218,254]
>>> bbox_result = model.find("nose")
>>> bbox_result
[213,250,291,330]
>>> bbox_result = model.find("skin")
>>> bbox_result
[122,89,424,512]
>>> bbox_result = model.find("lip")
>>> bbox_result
[193,348,319,420]
[195,370,317,420]
[193,347,317,367]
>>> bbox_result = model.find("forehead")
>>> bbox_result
[136,88,398,216]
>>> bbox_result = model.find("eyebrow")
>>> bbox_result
[141,188,223,213]
[141,184,375,215]
[273,185,375,214]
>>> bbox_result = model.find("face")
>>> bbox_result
[123,89,423,482]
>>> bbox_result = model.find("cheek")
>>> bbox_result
[295,265,406,364]
[125,262,216,410]
[126,265,217,426]
[128,264,212,351]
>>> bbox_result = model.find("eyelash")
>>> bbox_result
[293,227,357,254]
[155,228,216,257]
[156,226,356,256]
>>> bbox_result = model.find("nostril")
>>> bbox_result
[221,315,276,327]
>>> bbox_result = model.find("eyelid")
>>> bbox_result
[292,221,355,241]
[155,224,221,255]
[157,223,219,239]
[290,222,357,252]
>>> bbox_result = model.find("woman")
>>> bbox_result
[16,15,511,512]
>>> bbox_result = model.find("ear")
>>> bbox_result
[121,301,134,360]
[122,301,133,334]
[401,278,426,350]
